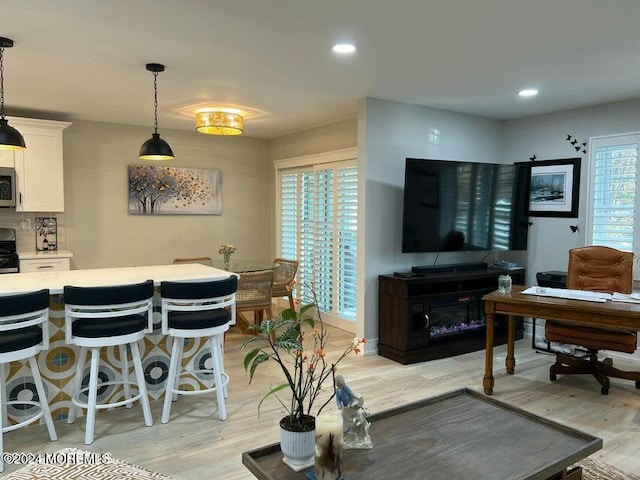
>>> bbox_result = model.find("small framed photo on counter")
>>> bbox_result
[35,217,58,251]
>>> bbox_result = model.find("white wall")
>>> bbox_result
[503,99,640,284]
[358,98,505,347]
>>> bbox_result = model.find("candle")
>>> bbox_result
[315,412,343,480]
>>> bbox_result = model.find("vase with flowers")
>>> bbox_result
[218,243,236,270]
[242,282,365,471]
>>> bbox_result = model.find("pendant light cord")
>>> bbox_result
[152,70,159,134]
[0,44,5,119]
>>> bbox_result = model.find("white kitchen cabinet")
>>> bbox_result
[20,257,70,272]
[0,150,13,168]
[7,117,71,212]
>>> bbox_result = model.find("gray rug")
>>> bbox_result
[3,448,174,480]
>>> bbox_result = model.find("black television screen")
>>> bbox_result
[401,158,529,253]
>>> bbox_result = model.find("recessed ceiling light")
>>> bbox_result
[332,43,357,54]
[518,89,539,98]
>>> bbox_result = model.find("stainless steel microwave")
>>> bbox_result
[0,167,16,208]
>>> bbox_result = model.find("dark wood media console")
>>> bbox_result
[378,267,525,364]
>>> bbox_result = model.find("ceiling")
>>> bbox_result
[3,0,640,139]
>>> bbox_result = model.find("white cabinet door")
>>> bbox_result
[10,117,71,212]
[0,150,13,168]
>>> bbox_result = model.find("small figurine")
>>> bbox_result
[334,374,372,449]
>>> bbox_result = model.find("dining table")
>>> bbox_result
[210,259,278,273]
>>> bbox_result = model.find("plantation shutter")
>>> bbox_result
[589,134,639,252]
[336,166,358,320]
[277,159,358,324]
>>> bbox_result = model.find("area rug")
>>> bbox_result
[579,457,640,480]
[3,448,174,480]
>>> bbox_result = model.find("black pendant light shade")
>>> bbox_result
[139,63,173,160]
[0,37,26,150]
[0,118,26,150]
[139,132,174,160]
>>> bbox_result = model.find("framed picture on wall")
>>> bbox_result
[128,165,222,215]
[524,158,581,218]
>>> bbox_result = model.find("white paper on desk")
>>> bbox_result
[521,286,611,303]
[611,292,640,303]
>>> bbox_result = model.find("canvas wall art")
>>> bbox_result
[128,165,222,215]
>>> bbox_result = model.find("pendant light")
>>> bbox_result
[139,63,174,160]
[0,37,26,150]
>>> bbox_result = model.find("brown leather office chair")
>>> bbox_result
[545,245,640,394]
[271,258,298,310]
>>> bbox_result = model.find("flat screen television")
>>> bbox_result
[401,158,529,253]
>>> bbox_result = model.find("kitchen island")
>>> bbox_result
[0,263,235,424]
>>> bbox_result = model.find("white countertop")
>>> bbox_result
[0,263,235,295]
[19,249,74,260]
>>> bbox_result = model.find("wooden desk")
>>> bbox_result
[482,285,640,395]
[243,388,602,480]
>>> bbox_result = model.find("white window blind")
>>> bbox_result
[589,134,639,253]
[277,161,358,323]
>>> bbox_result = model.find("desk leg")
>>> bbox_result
[483,311,495,395]
[506,314,516,374]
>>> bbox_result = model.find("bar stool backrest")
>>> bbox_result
[0,289,50,353]
[63,279,155,344]
[160,276,237,334]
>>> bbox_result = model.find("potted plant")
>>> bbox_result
[242,282,365,471]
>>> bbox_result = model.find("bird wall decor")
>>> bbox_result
[566,134,587,154]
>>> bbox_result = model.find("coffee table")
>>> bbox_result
[242,388,601,480]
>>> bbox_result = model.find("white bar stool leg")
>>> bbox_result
[84,347,100,445]
[0,364,5,473]
[68,346,87,424]
[130,341,153,427]
[209,335,227,421]
[219,335,228,398]
[1,364,7,430]
[161,336,181,424]
[173,339,185,402]
[28,356,57,441]
[119,344,132,409]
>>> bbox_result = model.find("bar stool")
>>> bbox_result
[64,279,154,445]
[0,289,57,473]
[160,276,237,424]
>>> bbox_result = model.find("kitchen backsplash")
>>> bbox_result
[0,211,66,252]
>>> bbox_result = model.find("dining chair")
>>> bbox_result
[172,256,213,267]
[159,276,237,424]
[271,258,299,311]
[0,289,57,473]
[236,270,274,330]
[64,279,155,444]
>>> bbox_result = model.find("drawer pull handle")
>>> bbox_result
[37,265,54,269]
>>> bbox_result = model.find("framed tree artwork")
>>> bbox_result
[128,165,222,215]
[524,158,581,218]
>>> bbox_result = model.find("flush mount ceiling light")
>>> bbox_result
[0,37,26,150]
[518,88,539,98]
[195,110,244,136]
[139,63,174,160]
[332,43,357,54]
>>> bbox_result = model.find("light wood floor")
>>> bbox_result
[4,326,640,478]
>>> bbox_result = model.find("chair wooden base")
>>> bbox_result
[550,351,640,395]
[236,308,272,334]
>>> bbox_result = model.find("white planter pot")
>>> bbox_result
[280,421,315,472]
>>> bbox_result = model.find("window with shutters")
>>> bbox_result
[588,133,639,256]
[276,159,358,325]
